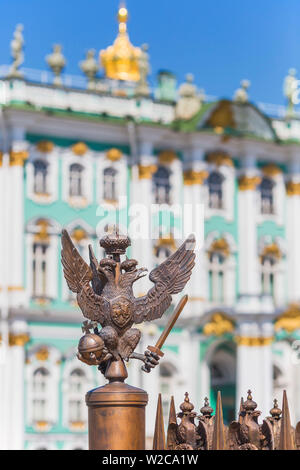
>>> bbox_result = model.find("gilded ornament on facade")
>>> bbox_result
[154,235,177,252]
[203,313,235,337]
[72,228,87,243]
[238,175,261,191]
[71,142,88,156]
[208,238,230,258]
[34,220,50,244]
[100,6,141,82]
[36,141,54,153]
[286,181,300,196]
[9,333,30,347]
[206,151,234,167]
[9,150,28,166]
[183,170,208,185]
[235,336,273,346]
[262,163,282,177]
[106,148,122,162]
[0,152,3,167]
[35,347,50,361]
[260,243,282,261]
[275,304,300,333]
[138,164,157,179]
[158,150,177,165]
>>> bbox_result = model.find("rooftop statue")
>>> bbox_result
[284,68,300,118]
[61,227,195,380]
[79,49,99,91]
[135,43,151,97]
[234,79,250,104]
[175,74,203,120]
[8,24,24,78]
[46,44,66,87]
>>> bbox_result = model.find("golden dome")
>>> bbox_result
[100,5,141,82]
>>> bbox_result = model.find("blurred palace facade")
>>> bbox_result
[1,5,300,450]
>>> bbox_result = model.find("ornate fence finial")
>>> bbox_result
[46,44,66,86]
[166,396,177,450]
[212,391,226,450]
[278,390,295,450]
[80,49,99,91]
[8,24,24,78]
[153,394,166,450]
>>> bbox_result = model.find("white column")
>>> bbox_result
[130,141,156,296]
[9,320,29,450]
[238,163,260,298]
[236,320,273,418]
[8,129,28,307]
[286,159,300,302]
[182,161,207,317]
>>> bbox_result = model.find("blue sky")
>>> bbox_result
[0,0,299,105]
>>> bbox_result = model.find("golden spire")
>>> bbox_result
[100,4,141,81]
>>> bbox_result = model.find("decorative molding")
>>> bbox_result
[106,148,123,162]
[238,175,261,191]
[138,164,157,179]
[235,336,273,346]
[275,304,300,333]
[71,142,88,156]
[183,169,208,185]
[71,228,87,243]
[154,235,176,251]
[36,141,54,153]
[203,313,235,336]
[158,150,177,164]
[206,152,234,167]
[9,150,28,166]
[286,181,300,196]
[9,333,30,347]
[262,163,282,177]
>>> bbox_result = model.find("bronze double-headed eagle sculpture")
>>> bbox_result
[61,227,195,379]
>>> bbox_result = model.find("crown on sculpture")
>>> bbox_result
[99,226,131,255]
[100,5,141,82]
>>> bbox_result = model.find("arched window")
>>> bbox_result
[33,160,48,194]
[207,171,224,209]
[153,166,171,204]
[68,369,86,425]
[208,251,226,303]
[32,242,48,299]
[69,163,84,197]
[260,177,275,215]
[32,367,50,423]
[103,167,118,201]
[261,254,277,298]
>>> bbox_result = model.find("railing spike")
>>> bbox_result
[278,390,295,450]
[212,391,226,450]
[166,395,177,449]
[153,393,166,450]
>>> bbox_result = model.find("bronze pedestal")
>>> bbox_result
[86,381,148,450]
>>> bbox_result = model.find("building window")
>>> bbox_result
[32,367,50,423]
[69,163,84,197]
[33,160,48,194]
[208,171,224,209]
[208,252,225,303]
[103,167,117,201]
[260,177,275,215]
[261,255,277,298]
[68,369,86,425]
[153,166,171,204]
[32,243,49,299]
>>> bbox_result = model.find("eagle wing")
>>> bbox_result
[61,229,107,323]
[133,234,195,324]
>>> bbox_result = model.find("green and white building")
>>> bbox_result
[1,5,300,450]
